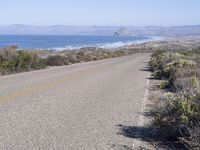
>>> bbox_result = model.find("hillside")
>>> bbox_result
[1,25,200,36]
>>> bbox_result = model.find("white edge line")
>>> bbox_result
[132,72,150,149]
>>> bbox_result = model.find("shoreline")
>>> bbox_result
[0,35,160,52]
[1,36,200,76]
[123,36,200,51]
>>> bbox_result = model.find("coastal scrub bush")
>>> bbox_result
[113,50,126,57]
[46,55,69,66]
[149,51,186,78]
[169,65,200,92]
[0,46,46,75]
[76,51,94,62]
[163,59,196,79]
[150,50,197,79]
[150,50,200,149]
[173,77,199,93]
[154,93,200,149]
[159,81,170,89]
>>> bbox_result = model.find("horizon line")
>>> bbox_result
[0,24,200,27]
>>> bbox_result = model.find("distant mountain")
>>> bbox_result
[127,25,200,36]
[0,25,200,36]
[0,25,118,36]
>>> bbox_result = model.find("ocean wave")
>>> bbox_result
[49,36,162,51]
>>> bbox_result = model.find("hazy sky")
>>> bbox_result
[0,0,199,26]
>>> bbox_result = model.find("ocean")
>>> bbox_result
[0,35,156,51]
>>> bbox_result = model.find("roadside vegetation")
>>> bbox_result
[149,50,200,149]
[0,46,46,75]
[1,39,200,76]
[0,46,129,75]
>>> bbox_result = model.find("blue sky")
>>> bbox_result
[0,0,199,26]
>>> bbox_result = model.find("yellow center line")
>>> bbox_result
[0,64,111,103]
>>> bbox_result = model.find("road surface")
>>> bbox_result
[0,53,150,150]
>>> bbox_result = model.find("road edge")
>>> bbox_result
[132,72,150,149]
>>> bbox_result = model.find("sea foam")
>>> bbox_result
[50,36,162,51]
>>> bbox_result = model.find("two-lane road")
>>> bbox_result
[0,53,150,150]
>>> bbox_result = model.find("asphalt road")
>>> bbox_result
[0,53,150,150]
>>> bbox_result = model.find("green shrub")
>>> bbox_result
[163,59,196,79]
[46,55,69,66]
[154,93,200,137]
[113,50,126,57]
[150,50,200,149]
[149,51,186,78]
[169,66,200,91]
[0,47,46,75]
[150,50,198,80]
[173,77,199,93]
[67,54,78,63]
[159,81,170,89]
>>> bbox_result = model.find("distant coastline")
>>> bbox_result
[0,35,161,51]
[1,36,200,76]
[1,25,200,36]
